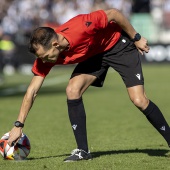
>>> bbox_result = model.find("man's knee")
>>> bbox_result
[66,83,81,99]
[130,96,149,110]
[66,74,96,99]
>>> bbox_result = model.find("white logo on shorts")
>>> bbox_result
[136,74,141,80]
[122,39,126,43]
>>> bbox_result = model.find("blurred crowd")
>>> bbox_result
[0,0,133,45]
[1,0,170,44]
[0,0,170,77]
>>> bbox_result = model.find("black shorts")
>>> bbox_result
[71,32,144,88]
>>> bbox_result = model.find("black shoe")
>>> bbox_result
[64,149,92,162]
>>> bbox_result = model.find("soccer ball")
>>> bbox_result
[0,132,31,160]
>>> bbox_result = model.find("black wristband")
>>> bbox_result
[14,121,24,128]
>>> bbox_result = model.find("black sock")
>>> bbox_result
[142,100,170,146]
[67,97,88,152]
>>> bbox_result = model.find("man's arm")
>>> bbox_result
[8,75,44,146]
[104,8,150,54]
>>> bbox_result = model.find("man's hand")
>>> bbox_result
[134,37,150,55]
[8,127,23,146]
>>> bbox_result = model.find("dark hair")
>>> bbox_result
[28,27,57,54]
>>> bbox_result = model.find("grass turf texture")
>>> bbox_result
[0,64,170,170]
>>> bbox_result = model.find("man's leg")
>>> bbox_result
[127,85,170,146]
[64,74,97,162]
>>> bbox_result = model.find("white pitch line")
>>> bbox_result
[42,74,70,87]
[0,85,28,96]
[0,74,70,96]
[0,70,115,96]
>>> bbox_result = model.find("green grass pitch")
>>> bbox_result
[0,64,170,170]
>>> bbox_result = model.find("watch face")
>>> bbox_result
[14,121,24,127]
[15,122,20,127]
[135,33,141,41]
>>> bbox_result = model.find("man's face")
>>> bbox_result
[35,44,60,63]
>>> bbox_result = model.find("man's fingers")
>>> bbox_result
[144,45,150,53]
[11,141,15,146]
[8,137,20,146]
[7,139,16,146]
[7,140,13,146]
[8,139,19,146]
[8,127,23,146]
[137,48,143,55]
[137,45,150,54]
[135,37,150,54]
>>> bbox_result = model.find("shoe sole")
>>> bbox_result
[64,158,92,162]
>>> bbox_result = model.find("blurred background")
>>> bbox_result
[0,0,170,82]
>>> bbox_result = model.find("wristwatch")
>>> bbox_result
[14,121,24,128]
[132,33,141,42]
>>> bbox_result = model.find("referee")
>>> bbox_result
[8,8,170,162]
